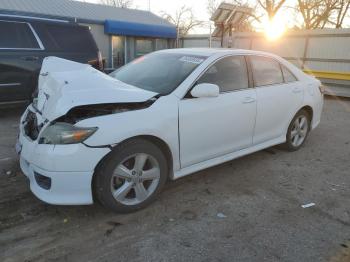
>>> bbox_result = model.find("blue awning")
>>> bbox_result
[104,20,177,39]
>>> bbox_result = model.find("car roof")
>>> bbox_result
[159,48,280,59]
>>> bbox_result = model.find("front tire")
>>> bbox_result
[94,138,168,213]
[284,109,310,151]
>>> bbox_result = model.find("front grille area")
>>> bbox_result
[23,111,42,140]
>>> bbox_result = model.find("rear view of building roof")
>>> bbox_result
[0,0,173,26]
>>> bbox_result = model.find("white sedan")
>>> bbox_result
[17,48,323,212]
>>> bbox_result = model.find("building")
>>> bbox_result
[210,3,252,47]
[0,0,177,69]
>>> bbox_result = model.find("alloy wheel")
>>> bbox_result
[290,115,308,147]
[110,153,160,205]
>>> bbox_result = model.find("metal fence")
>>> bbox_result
[181,29,350,97]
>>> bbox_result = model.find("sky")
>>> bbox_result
[82,0,301,34]
[83,0,214,33]
[82,0,349,34]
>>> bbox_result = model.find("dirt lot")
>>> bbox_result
[0,97,349,262]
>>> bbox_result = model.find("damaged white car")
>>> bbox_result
[17,48,323,212]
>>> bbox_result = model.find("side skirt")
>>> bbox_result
[173,136,286,180]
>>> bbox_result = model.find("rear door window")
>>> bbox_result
[37,23,97,52]
[0,20,40,49]
[250,56,284,87]
[281,64,298,82]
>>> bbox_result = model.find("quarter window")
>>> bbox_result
[197,56,249,92]
[0,20,40,49]
[250,56,284,87]
[281,64,298,82]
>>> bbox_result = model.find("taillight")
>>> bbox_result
[319,84,326,94]
[97,51,104,71]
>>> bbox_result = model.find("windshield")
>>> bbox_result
[110,52,207,95]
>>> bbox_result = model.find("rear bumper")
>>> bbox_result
[17,113,110,205]
[311,94,324,130]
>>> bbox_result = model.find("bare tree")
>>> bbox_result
[99,0,133,8]
[161,6,203,36]
[257,0,287,21]
[332,0,350,28]
[297,0,339,29]
[207,0,251,15]
[207,0,221,16]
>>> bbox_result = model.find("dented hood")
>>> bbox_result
[35,57,157,123]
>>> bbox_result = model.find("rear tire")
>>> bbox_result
[283,109,310,151]
[94,138,168,213]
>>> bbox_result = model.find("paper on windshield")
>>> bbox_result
[179,56,204,64]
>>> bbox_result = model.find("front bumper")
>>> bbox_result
[17,110,110,205]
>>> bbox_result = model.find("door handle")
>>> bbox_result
[292,87,302,93]
[21,56,39,61]
[242,97,256,104]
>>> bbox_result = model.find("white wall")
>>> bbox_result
[181,36,221,48]
[181,29,350,97]
[181,29,350,73]
[81,23,111,67]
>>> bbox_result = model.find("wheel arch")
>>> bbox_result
[288,105,314,129]
[137,135,174,178]
[284,104,314,142]
[91,135,174,201]
[300,105,313,123]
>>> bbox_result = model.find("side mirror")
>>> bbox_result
[190,83,219,98]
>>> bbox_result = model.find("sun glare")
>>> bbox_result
[263,15,286,41]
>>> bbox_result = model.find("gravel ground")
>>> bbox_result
[0,97,349,262]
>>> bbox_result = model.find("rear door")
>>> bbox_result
[249,55,303,144]
[0,20,44,103]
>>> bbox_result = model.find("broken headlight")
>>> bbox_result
[39,122,97,144]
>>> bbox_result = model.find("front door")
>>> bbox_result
[179,56,257,168]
